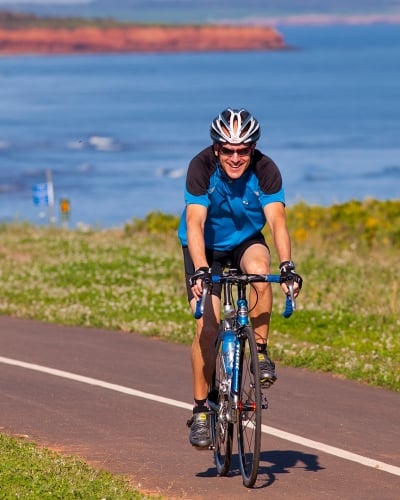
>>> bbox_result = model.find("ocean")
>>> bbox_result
[0,24,399,228]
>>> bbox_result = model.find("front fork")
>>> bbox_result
[224,327,269,423]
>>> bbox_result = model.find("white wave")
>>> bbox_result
[167,168,186,179]
[155,167,186,179]
[76,162,94,173]
[88,135,121,152]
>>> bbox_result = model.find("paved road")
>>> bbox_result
[1,316,399,499]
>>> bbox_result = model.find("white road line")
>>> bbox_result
[0,356,193,411]
[1,355,399,477]
[261,424,400,476]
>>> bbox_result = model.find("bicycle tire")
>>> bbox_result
[210,333,233,476]
[237,326,262,488]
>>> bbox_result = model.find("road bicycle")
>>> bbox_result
[195,266,295,488]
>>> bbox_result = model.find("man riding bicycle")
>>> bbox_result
[178,108,303,449]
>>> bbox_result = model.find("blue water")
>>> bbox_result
[0,24,399,228]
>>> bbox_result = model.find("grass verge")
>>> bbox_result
[1,199,399,390]
[0,434,159,499]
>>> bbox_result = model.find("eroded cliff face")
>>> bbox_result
[0,25,286,54]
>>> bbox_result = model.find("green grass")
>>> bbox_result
[0,434,158,499]
[0,199,399,494]
[1,200,399,390]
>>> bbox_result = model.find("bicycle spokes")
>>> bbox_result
[237,327,261,488]
[210,337,233,476]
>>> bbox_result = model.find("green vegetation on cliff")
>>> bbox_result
[0,11,131,29]
[0,10,225,29]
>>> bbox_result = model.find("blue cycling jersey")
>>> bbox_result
[178,146,285,251]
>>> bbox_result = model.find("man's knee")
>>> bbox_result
[240,244,270,274]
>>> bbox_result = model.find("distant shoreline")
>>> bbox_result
[0,12,286,55]
[216,12,400,26]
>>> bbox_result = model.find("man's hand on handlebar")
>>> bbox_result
[279,260,303,298]
[189,266,212,301]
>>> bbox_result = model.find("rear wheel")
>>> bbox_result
[237,326,261,488]
[209,333,233,476]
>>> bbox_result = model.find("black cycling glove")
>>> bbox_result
[189,267,212,287]
[279,260,303,290]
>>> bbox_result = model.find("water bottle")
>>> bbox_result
[221,330,235,377]
[237,298,248,326]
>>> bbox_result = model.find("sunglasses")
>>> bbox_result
[219,145,253,157]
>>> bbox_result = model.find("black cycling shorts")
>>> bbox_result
[182,233,269,302]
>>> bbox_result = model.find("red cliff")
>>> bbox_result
[0,24,286,55]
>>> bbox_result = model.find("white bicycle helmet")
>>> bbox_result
[210,108,260,144]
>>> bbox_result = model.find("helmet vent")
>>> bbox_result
[210,108,260,144]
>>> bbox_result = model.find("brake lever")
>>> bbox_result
[282,280,296,318]
[287,281,296,312]
[194,282,209,319]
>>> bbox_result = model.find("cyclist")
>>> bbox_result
[178,108,303,449]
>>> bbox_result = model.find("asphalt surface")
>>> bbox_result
[1,316,399,499]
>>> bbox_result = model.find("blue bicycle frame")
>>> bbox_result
[193,269,296,488]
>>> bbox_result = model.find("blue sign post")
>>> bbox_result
[32,183,50,207]
[32,170,55,224]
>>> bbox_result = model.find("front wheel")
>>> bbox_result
[209,333,233,476]
[237,326,262,488]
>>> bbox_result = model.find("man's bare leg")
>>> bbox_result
[240,244,277,383]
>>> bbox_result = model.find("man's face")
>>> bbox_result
[215,143,255,180]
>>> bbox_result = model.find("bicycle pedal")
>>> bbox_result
[193,445,213,452]
[261,394,269,410]
[260,379,274,388]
